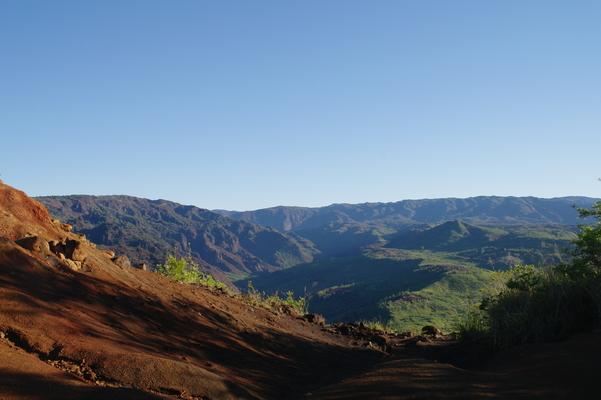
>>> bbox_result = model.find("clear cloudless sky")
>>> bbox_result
[1,0,600,210]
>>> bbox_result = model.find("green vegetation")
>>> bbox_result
[245,281,308,315]
[386,265,505,333]
[157,255,227,290]
[386,221,575,270]
[242,248,504,332]
[358,320,395,334]
[458,201,601,349]
[41,194,598,335]
[156,256,308,315]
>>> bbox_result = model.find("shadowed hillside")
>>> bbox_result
[2,181,601,399]
[216,197,595,258]
[38,195,318,278]
[242,248,502,332]
[217,196,597,231]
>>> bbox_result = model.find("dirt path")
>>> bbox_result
[308,334,601,399]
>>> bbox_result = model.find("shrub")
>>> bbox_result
[157,255,227,290]
[245,281,308,315]
[458,200,601,349]
[455,307,489,343]
[485,269,596,349]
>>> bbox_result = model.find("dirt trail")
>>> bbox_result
[308,333,601,399]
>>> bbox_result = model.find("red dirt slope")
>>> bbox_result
[2,179,601,400]
[0,180,382,399]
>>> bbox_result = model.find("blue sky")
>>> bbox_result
[1,1,600,210]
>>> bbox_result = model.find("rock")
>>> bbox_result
[64,240,86,262]
[302,314,326,326]
[277,304,301,318]
[421,325,443,337]
[49,240,66,255]
[112,255,131,269]
[15,236,50,254]
[133,262,149,271]
[103,250,116,258]
[61,223,73,232]
[63,259,82,271]
[371,334,389,351]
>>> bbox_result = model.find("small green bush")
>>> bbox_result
[486,270,596,349]
[157,255,227,290]
[455,307,489,343]
[246,281,308,315]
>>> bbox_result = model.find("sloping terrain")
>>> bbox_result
[39,195,580,332]
[217,196,594,258]
[2,181,601,399]
[217,196,597,231]
[243,248,501,332]
[386,220,575,269]
[38,195,318,278]
[309,333,601,399]
[0,181,380,399]
[387,220,504,251]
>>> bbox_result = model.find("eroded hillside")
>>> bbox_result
[38,195,318,279]
[2,181,600,399]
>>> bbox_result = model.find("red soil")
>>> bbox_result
[1,180,600,399]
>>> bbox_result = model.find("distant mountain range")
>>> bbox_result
[217,196,597,229]
[38,194,597,330]
[38,196,596,276]
[38,195,318,279]
[216,196,596,256]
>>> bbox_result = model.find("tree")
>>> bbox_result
[562,202,601,277]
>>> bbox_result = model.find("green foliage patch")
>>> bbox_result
[157,255,227,290]
[245,281,308,315]
[457,201,601,349]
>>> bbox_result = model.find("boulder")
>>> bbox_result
[421,325,443,337]
[302,314,326,326]
[112,255,132,269]
[49,240,66,255]
[64,239,86,262]
[133,262,149,271]
[61,223,73,232]
[62,258,82,271]
[15,236,50,254]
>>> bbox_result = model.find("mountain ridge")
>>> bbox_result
[215,196,598,232]
[37,195,318,278]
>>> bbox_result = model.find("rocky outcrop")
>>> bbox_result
[15,236,51,255]
[112,255,132,269]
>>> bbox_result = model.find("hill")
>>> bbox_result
[2,181,601,399]
[0,180,382,399]
[387,220,576,269]
[217,196,595,257]
[241,247,503,332]
[387,220,504,251]
[37,195,318,279]
[217,196,596,230]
